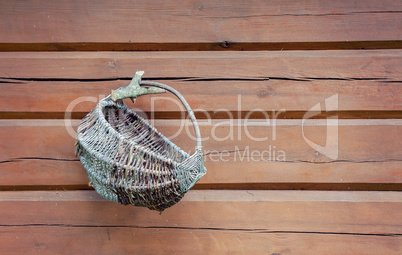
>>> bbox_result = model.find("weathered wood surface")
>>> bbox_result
[0,190,401,254]
[2,227,400,255]
[1,79,401,115]
[0,120,400,190]
[0,51,401,119]
[1,51,400,79]
[1,0,401,45]
[1,0,401,254]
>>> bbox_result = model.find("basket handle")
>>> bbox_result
[111,72,202,151]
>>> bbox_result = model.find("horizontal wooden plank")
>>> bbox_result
[1,51,401,80]
[1,119,400,162]
[0,190,400,234]
[0,120,400,190]
[1,79,401,116]
[1,226,400,255]
[0,190,401,232]
[1,50,401,118]
[1,191,400,254]
[1,0,401,45]
[1,160,401,191]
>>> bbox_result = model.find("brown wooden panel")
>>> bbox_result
[1,191,400,253]
[1,79,401,115]
[1,226,400,255]
[0,0,401,44]
[2,190,401,254]
[0,190,401,232]
[1,50,401,118]
[1,159,400,189]
[0,120,400,189]
[0,51,400,80]
[0,191,400,237]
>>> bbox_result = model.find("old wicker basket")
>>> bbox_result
[75,71,206,212]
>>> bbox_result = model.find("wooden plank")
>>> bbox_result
[1,120,400,162]
[0,120,400,190]
[0,190,400,233]
[0,190,401,232]
[0,51,400,80]
[1,50,401,118]
[0,0,401,45]
[1,160,401,191]
[1,226,400,255]
[0,229,391,255]
[0,79,401,115]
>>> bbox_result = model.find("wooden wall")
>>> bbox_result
[0,1,401,254]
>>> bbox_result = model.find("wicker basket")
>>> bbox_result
[75,71,206,211]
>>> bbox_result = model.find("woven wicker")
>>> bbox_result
[75,72,206,211]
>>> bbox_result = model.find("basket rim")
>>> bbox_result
[77,96,192,167]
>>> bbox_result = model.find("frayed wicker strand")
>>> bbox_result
[75,71,206,211]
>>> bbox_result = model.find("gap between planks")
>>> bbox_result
[1,41,402,51]
[1,119,402,127]
[0,190,401,202]
[2,111,402,120]
[1,183,402,192]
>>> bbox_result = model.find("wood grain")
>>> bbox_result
[1,51,400,80]
[0,190,401,233]
[0,227,400,255]
[1,50,401,118]
[0,191,400,254]
[1,0,401,253]
[0,0,401,44]
[0,79,401,115]
[0,120,400,190]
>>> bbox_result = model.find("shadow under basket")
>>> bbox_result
[75,79,206,212]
